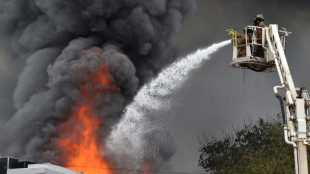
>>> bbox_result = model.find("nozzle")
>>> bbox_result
[226,29,236,36]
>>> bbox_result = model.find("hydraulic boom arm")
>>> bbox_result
[266,24,310,174]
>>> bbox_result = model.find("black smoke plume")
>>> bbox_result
[0,0,195,171]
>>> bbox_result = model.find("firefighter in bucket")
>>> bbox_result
[253,14,267,57]
[235,14,267,58]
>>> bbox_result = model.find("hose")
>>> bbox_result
[275,93,286,125]
[274,85,286,125]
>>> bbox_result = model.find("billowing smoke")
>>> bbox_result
[0,0,195,170]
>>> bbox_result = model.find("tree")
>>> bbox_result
[198,117,304,174]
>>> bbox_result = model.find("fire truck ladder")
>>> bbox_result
[266,24,310,174]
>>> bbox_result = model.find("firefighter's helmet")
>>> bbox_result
[254,14,264,20]
[254,14,264,26]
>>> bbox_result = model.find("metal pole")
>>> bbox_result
[294,98,309,174]
[297,142,308,174]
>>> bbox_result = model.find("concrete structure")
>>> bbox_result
[7,163,81,174]
[0,157,34,174]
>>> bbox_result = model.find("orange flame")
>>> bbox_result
[141,163,150,174]
[58,62,114,174]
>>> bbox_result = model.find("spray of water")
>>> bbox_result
[106,40,231,170]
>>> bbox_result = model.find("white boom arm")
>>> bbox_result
[266,24,310,174]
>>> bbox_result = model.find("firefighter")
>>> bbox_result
[237,34,248,57]
[253,14,267,57]
[254,14,267,42]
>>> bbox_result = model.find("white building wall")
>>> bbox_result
[7,163,81,174]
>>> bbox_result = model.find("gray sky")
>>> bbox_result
[169,0,310,173]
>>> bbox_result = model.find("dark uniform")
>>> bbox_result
[254,14,267,57]
[237,35,247,57]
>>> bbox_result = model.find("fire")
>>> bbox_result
[58,61,114,174]
[142,163,150,174]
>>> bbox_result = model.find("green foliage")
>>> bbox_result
[198,118,302,174]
